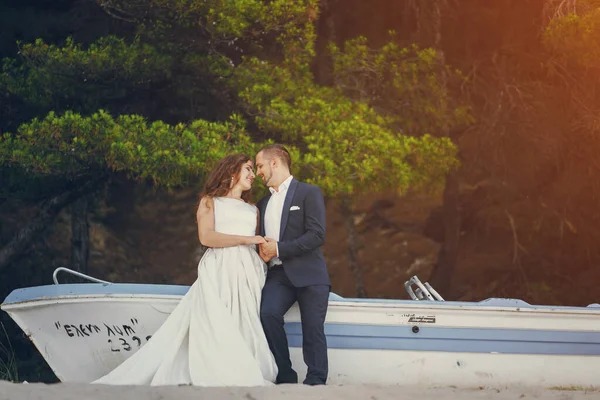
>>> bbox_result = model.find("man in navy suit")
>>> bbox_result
[255,144,330,386]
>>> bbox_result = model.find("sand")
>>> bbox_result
[1,381,599,400]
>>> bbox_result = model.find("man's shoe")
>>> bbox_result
[302,379,326,386]
[276,372,298,385]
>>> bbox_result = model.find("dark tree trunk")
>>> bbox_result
[313,0,336,86]
[341,197,366,297]
[428,169,460,297]
[0,176,105,272]
[70,196,90,273]
[412,0,462,298]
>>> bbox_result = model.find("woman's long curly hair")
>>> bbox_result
[199,153,253,203]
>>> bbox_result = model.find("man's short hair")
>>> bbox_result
[258,144,292,169]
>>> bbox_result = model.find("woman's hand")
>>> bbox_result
[246,235,267,245]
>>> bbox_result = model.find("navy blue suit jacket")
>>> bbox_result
[257,178,330,288]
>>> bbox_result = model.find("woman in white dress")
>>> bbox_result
[94,154,278,386]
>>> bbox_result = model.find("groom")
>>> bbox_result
[255,144,330,386]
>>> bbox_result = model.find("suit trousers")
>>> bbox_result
[260,266,329,385]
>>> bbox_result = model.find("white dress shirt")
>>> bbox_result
[264,175,293,266]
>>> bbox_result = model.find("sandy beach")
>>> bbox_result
[1,381,599,400]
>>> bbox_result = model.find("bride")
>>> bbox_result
[94,153,278,386]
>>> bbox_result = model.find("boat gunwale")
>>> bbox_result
[3,286,600,316]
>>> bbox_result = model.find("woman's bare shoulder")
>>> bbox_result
[197,196,214,212]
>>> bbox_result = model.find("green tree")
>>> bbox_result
[0,110,253,272]
[1,37,172,120]
[235,37,463,295]
[1,0,463,298]
[0,0,320,275]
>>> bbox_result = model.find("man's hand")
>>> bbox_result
[259,245,271,263]
[259,237,278,262]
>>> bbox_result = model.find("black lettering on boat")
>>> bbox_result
[105,323,116,336]
[54,318,150,345]
[73,325,86,337]
[108,339,120,352]
[64,325,74,337]
[78,324,90,336]
[408,315,436,323]
[119,338,131,351]
[123,325,136,336]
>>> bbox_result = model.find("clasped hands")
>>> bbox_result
[247,235,278,262]
[259,237,278,263]
[251,237,276,263]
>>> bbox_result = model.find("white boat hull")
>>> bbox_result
[2,283,600,388]
[294,349,600,388]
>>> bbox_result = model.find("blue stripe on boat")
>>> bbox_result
[284,323,600,356]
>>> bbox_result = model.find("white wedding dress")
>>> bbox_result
[94,197,278,386]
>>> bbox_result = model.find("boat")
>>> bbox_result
[2,267,600,387]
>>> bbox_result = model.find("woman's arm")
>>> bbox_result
[197,197,265,248]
